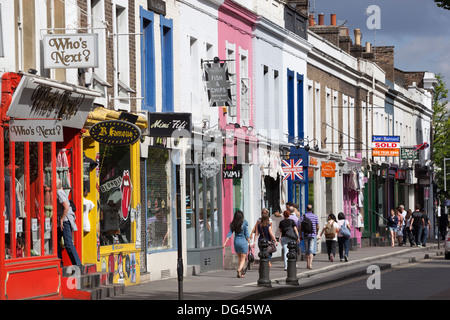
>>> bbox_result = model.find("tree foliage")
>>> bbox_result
[435,0,450,10]
[432,74,450,192]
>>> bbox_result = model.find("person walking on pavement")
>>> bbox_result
[387,209,399,247]
[395,207,404,246]
[279,210,300,271]
[318,213,339,262]
[421,210,431,247]
[399,205,407,245]
[56,178,82,268]
[254,212,278,268]
[223,210,251,278]
[299,204,319,270]
[410,204,424,247]
[337,212,351,262]
[403,209,414,246]
[250,208,272,245]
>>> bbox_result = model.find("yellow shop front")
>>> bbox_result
[81,106,147,286]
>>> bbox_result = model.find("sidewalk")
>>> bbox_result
[107,241,445,300]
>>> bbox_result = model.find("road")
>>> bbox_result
[272,256,450,300]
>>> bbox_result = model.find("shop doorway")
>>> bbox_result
[185,165,222,272]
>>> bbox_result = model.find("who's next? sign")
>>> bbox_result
[43,33,99,69]
[372,135,400,157]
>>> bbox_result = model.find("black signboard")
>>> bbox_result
[223,157,242,179]
[148,112,192,137]
[90,120,141,145]
[148,0,166,15]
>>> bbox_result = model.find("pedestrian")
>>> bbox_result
[250,208,272,245]
[410,204,424,247]
[399,205,408,245]
[254,212,278,267]
[318,213,339,262]
[421,210,431,247]
[270,210,283,242]
[404,209,414,246]
[337,212,351,262]
[222,210,251,278]
[299,204,319,270]
[57,178,82,268]
[386,209,398,247]
[286,201,299,227]
[396,207,404,246]
[279,210,300,271]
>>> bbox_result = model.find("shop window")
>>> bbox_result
[3,129,57,259]
[99,144,132,246]
[145,148,173,252]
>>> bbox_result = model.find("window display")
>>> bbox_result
[146,148,173,252]
[99,144,132,246]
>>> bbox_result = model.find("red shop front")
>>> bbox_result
[0,72,98,299]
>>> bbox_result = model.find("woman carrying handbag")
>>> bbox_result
[254,212,278,267]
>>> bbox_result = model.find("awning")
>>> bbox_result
[85,105,148,130]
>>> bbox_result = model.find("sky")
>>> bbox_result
[312,0,450,85]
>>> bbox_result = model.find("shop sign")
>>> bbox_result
[400,147,418,160]
[204,62,232,107]
[9,119,64,142]
[90,120,141,146]
[321,161,336,177]
[42,33,99,69]
[223,156,242,179]
[6,74,97,129]
[282,159,304,181]
[372,135,400,157]
[148,113,191,137]
[200,156,221,178]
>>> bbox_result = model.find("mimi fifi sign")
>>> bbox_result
[90,120,141,146]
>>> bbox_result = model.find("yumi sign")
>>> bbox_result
[43,33,99,69]
[372,135,400,157]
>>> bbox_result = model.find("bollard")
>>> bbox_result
[286,241,299,286]
[257,239,272,287]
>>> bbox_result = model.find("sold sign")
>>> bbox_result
[372,136,400,157]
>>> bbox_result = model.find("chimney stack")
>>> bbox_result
[318,13,324,26]
[365,42,371,53]
[354,28,361,46]
[309,14,315,26]
[331,14,336,26]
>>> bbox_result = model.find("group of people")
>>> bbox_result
[222,202,352,277]
[222,202,435,279]
[387,204,431,248]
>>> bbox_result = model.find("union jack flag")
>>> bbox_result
[282,159,304,180]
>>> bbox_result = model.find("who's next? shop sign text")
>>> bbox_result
[372,135,400,157]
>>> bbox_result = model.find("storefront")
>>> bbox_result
[342,155,364,246]
[0,72,98,299]
[82,106,147,286]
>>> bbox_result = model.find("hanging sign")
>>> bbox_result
[204,62,232,107]
[90,120,141,145]
[401,147,418,160]
[43,33,99,69]
[200,156,221,178]
[321,161,336,178]
[9,119,64,142]
[148,113,192,137]
[282,159,304,180]
[6,74,97,129]
[372,135,400,157]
